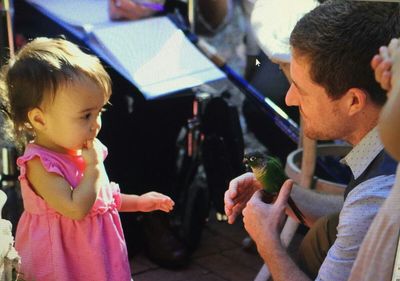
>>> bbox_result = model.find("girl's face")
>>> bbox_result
[35,79,107,155]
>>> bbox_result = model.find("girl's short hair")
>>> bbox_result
[0,37,112,148]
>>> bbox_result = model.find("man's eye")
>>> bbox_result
[82,113,91,119]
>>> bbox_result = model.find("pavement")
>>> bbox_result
[130,210,264,281]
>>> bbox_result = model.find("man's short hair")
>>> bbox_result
[290,0,400,105]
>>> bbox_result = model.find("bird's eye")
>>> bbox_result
[250,156,256,162]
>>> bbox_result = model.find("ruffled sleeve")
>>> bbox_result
[17,146,67,180]
[16,144,83,188]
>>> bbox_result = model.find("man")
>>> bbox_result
[224,1,400,281]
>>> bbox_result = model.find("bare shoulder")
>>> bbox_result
[25,156,72,199]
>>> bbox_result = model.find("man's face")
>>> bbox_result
[285,54,349,141]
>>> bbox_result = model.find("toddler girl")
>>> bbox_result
[0,37,174,281]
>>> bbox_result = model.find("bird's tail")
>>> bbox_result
[287,197,306,225]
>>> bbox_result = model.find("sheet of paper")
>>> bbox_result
[27,0,116,40]
[27,0,110,27]
[91,17,225,98]
[26,0,226,99]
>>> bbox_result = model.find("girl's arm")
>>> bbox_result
[26,140,103,220]
[119,192,174,213]
[26,158,101,220]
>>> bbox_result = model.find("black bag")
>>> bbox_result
[201,95,246,214]
[177,93,246,252]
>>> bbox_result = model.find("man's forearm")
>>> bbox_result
[259,237,311,281]
[291,184,343,226]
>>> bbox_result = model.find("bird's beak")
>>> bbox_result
[243,158,251,171]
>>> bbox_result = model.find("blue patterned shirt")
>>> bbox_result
[316,127,396,281]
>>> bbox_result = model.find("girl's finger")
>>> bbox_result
[380,46,390,61]
[371,54,382,70]
[84,139,93,149]
[388,38,400,57]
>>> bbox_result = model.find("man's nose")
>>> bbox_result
[285,84,299,107]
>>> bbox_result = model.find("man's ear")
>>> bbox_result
[345,88,367,116]
[27,108,46,131]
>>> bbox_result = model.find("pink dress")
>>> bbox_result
[15,143,131,281]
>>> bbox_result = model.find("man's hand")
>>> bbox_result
[242,180,294,250]
[108,0,155,21]
[224,172,263,224]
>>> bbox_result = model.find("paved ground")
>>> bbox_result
[130,210,264,281]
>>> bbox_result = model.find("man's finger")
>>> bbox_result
[224,188,236,216]
[227,213,237,224]
[224,174,248,214]
[275,179,294,206]
[227,181,238,200]
[253,189,263,197]
[228,204,243,224]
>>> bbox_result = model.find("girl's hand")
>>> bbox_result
[82,138,103,167]
[388,38,400,97]
[371,48,392,92]
[137,192,174,212]
[108,0,155,21]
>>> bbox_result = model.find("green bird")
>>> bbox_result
[244,151,306,225]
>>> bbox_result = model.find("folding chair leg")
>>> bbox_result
[254,264,270,281]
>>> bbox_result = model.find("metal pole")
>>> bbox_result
[187,0,196,34]
[0,0,15,66]
[0,0,20,235]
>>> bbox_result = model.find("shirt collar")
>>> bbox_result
[341,127,384,179]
